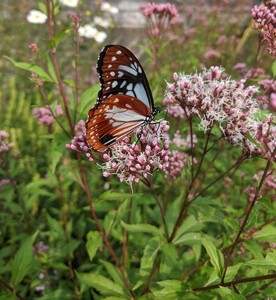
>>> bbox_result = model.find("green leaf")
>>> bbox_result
[202,237,224,276]
[54,28,71,46]
[100,260,125,287]
[64,79,76,88]
[121,221,162,237]
[224,263,243,282]
[173,232,201,246]
[173,215,205,242]
[98,191,134,202]
[223,218,240,232]
[78,85,100,116]
[160,243,179,279]
[86,231,103,261]
[47,55,58,83]
[253,224,276,243]
[152,280,186,300]
[219,286,246,299]
[11,231,39,285]
[77,272,126,297]
[258,197,275,214]
[5,56,53,82]
[140,237,162,277]
[38,3,47,14]
[245,251,276,270]
[49,133,67,174]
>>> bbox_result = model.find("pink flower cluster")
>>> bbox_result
[245,169,276,202]
[165,67,262,153]
[251,1,276,56]
[33,105,63,126]
[66,120,94,162]
[141,2,178,18]
[258,78,276,111]
[0,130,13,153]
[99,121,186,184]
[140,2,179,37]
[172,130,197,149]
[256,117,276,162]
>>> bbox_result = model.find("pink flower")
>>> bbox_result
[28,43,38,53]
[203,49,221,60]
[255,117,276,161]
[0,130,13,153]
[172,130,197,149]
[140,2,179,39]
[165,67,262,153]
[66,133,94,162]
[32,105,63,125]
[251,2,276,56]
[99,121,186,185]
[270,93,276,110]
[74,119,86,136]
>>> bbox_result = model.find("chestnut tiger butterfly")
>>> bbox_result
[86,45,161,152]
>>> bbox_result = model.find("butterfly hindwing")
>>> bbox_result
[86,94,152,152]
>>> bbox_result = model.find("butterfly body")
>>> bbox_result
[86,45,160,152]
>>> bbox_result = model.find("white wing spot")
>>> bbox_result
[138,67,142,73]
[106,87,110,91]
[114,98,119,102]
[120,80,126,88]
[129,57,133,61]
[112,56,117,61]
[110,71,115,76]
[116,50,122,54]
[112,81,118,88]
[126,104,132,109]
[108,64,112,68]
[118,71,124,77]
[127,83,133,90]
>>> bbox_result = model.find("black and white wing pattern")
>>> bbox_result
[86,45,160,152]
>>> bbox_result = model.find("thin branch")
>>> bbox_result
[193,273,276,292]
[0,279,24,300]
[221,153,274,284]
[76,154,135,298]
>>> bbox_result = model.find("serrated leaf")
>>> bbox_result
[253,224,276,243]
[219,286,246,300]
[160,243,179,279]
[11,231,39,285]
[245,251,276,270]
[258,197,275,214]
[77,272,126,297]
[121,221,162,237]
[86,231,103,261]
[5,56,53,82]
[152,280,186,300]
[140,237,162,277]
[202,237,224,276]
[100,260,125,287]
[223,218,240,231]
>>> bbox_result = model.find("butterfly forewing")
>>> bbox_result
[96,45,154,110]
[86,94,152,152]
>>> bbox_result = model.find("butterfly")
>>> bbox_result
[85,45,160,152]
